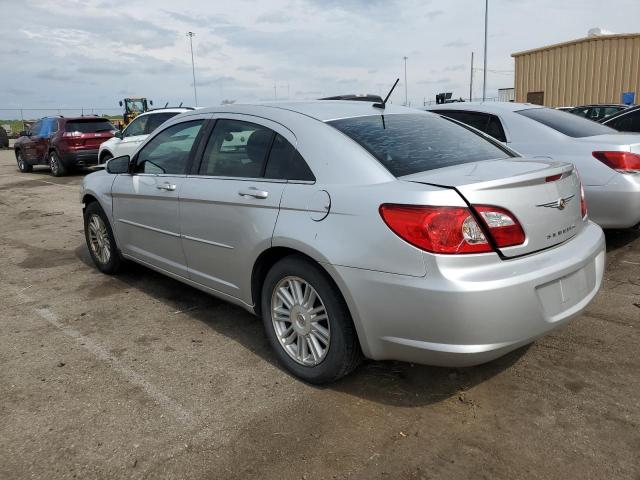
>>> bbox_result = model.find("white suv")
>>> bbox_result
[98,107,193,164]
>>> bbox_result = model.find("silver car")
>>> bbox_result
[80,102,605,383]
[429,102,640,229]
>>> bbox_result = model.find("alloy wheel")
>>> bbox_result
[87,214,111,265]
[50,153,59,176]
[271,276,330,366]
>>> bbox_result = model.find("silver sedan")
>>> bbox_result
[80,102,605,383]
[429,102,640,229]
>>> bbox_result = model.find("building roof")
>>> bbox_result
[511,33,640,57]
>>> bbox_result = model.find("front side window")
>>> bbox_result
[123,115,148,137]
[135,120,203,175]
[517,107,616,138]
[30,121,42,136]
[328,113,513,177]
[144,112,180,135]
[40,118,58,136]
[264,134,315,181]
[199,119,273,178]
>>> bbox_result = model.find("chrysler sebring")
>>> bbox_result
[80,101,605,383]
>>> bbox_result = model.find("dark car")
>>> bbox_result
[14,116,115,176]
[601,105,640,133]
[567,104,628,122]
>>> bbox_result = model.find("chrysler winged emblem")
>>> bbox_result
[537,195,574,210]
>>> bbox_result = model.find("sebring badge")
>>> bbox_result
[537,194,575,210]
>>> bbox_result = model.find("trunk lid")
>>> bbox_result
[574,133,640,154]
[402,158,584,258]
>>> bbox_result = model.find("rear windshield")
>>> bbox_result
[328,113,513,177]
[517,108,616,137]
[65,120,114,133]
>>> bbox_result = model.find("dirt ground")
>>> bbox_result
[0,147,638,480]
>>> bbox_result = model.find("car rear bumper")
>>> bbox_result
[328,221,605,367]
[60,149,99,167]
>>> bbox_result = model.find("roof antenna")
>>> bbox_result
[179,102,183,107]
[373,78,400,109]
[164,102,169,108]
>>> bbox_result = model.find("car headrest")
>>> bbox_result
[246,129,272,163]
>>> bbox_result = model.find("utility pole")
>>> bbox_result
[187,32,198,107]
[482,0,488,101]
[403,56,408,106]
[469,52,474,102]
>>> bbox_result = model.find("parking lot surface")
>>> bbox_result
[0,148,639,480]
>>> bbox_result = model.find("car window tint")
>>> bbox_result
[144,112,180,135]
[328,113,513,177]
[124,115,148,137]
[517,108,616,137]
[136,120,203,175]
[65,120,114,133]
[264,134,315,181]
[199,119,273,178]
[436,111,507,142]
[609,110,640,132]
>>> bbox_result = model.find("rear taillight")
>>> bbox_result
[592,151,640,173]
[379,204,525,255]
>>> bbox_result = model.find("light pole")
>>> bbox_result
[482,0,488,102]
[403,56,408,106]
[187,31,198,107]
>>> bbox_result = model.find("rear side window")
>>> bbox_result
[265,134,315,181]
[606,109,640,133]
[328,113,513,177]
[144,112,180,135]
[65,119,114,133]
[517,108,616,137]
[435,111,507,142]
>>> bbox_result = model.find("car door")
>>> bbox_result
[115,114,149,157]
[111,118,206,277]
[179,116,294,302]
[23,120,42,162]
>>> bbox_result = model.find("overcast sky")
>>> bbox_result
[1,0,638,116]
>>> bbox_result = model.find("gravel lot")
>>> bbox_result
[0,147,639,480]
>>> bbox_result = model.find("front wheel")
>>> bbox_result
[49,151,66,177]
[261,256,362,384]
[84,202,123,274]
[100,152,113,165]
[16,151,32,173]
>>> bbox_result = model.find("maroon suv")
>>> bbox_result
[14,116,115,176]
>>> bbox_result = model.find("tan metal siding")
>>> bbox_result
[513,34,640,106]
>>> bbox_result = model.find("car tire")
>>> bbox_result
[101,152,113,165]
[261,255,362,384]
[49,151,66,177]
[16,150,32,173]
[84,202,123,275]
[0,126,9,149]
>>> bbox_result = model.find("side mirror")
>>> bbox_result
[114,130,123,139]
[119,101,123,107]
[105,155,131,174]
[149,100,154,106]
[19,130,29,137]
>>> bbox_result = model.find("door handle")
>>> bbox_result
[157,182,177,191]
[238,187,269,199]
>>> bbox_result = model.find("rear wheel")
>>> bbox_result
[84,202,122,274]
[16,151,32,173]
[49,151,66,177]
[261,256,362,384]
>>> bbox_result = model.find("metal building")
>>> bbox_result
[512,33,640,107]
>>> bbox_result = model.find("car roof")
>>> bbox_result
[138,107,192,116]
[193,100,430,122]
[427,101,544,114]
